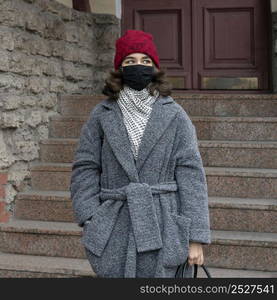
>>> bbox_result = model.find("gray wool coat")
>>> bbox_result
[70,95,211,278]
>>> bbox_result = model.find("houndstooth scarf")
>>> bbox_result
[117,84,160,160]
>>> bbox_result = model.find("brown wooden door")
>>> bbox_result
[122,0,271,92]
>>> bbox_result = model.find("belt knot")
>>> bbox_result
[99,180,178,252]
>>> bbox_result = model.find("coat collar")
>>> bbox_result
[99,95,178,182]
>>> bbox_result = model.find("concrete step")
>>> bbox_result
[0,251,95,278]
[0,251,275,278]
[205,230,277,272]
[30,162,277,199]
[0,219,85,259]
[40,138,77,164]
[206,167,277,198]
[14,190,74,223]
[30,162,71,191]
[14,190,277,233]
[194,116,277,141]
[49,115,88,139]
[59,94,277,117]
[173,94,277,117]
[58,95,106,117]
[0,220,276,271]
[209,197,277,233]
[40,138,277,169]
[199,140,277,169]
[198,266,277,278]
[49,115,277,141]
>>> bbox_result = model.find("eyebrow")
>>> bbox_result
[123,55,150,60]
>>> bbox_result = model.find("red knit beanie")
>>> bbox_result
[114,29,160,70]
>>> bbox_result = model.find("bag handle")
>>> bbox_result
[175,259,212,278]
[193,263,212,278]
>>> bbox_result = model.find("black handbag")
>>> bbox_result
[175,258,212,278]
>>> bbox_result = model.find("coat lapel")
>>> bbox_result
[100,95,178,180]
[100,99,139,182]
[135,97,179,173]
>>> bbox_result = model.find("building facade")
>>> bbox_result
[0,0,276,277]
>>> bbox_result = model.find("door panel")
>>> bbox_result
[193,0,269,90]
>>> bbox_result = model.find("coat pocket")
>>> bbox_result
[162,213,192,268]
[81,200,122,257]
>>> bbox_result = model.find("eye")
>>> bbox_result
[123,59,151,65]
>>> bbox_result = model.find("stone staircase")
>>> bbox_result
[0,93,276,278]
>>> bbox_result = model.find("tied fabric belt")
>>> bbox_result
[99,181,178,253]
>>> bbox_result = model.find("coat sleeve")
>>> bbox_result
[70,106,103,228]
[174,109,211,245]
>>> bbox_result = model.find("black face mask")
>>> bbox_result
[121,64,154,91]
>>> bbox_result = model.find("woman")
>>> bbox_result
[70,29,211,278]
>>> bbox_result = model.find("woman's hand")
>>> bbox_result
[188,242,204,266]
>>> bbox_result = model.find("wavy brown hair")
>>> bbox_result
[102,65,173,100]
